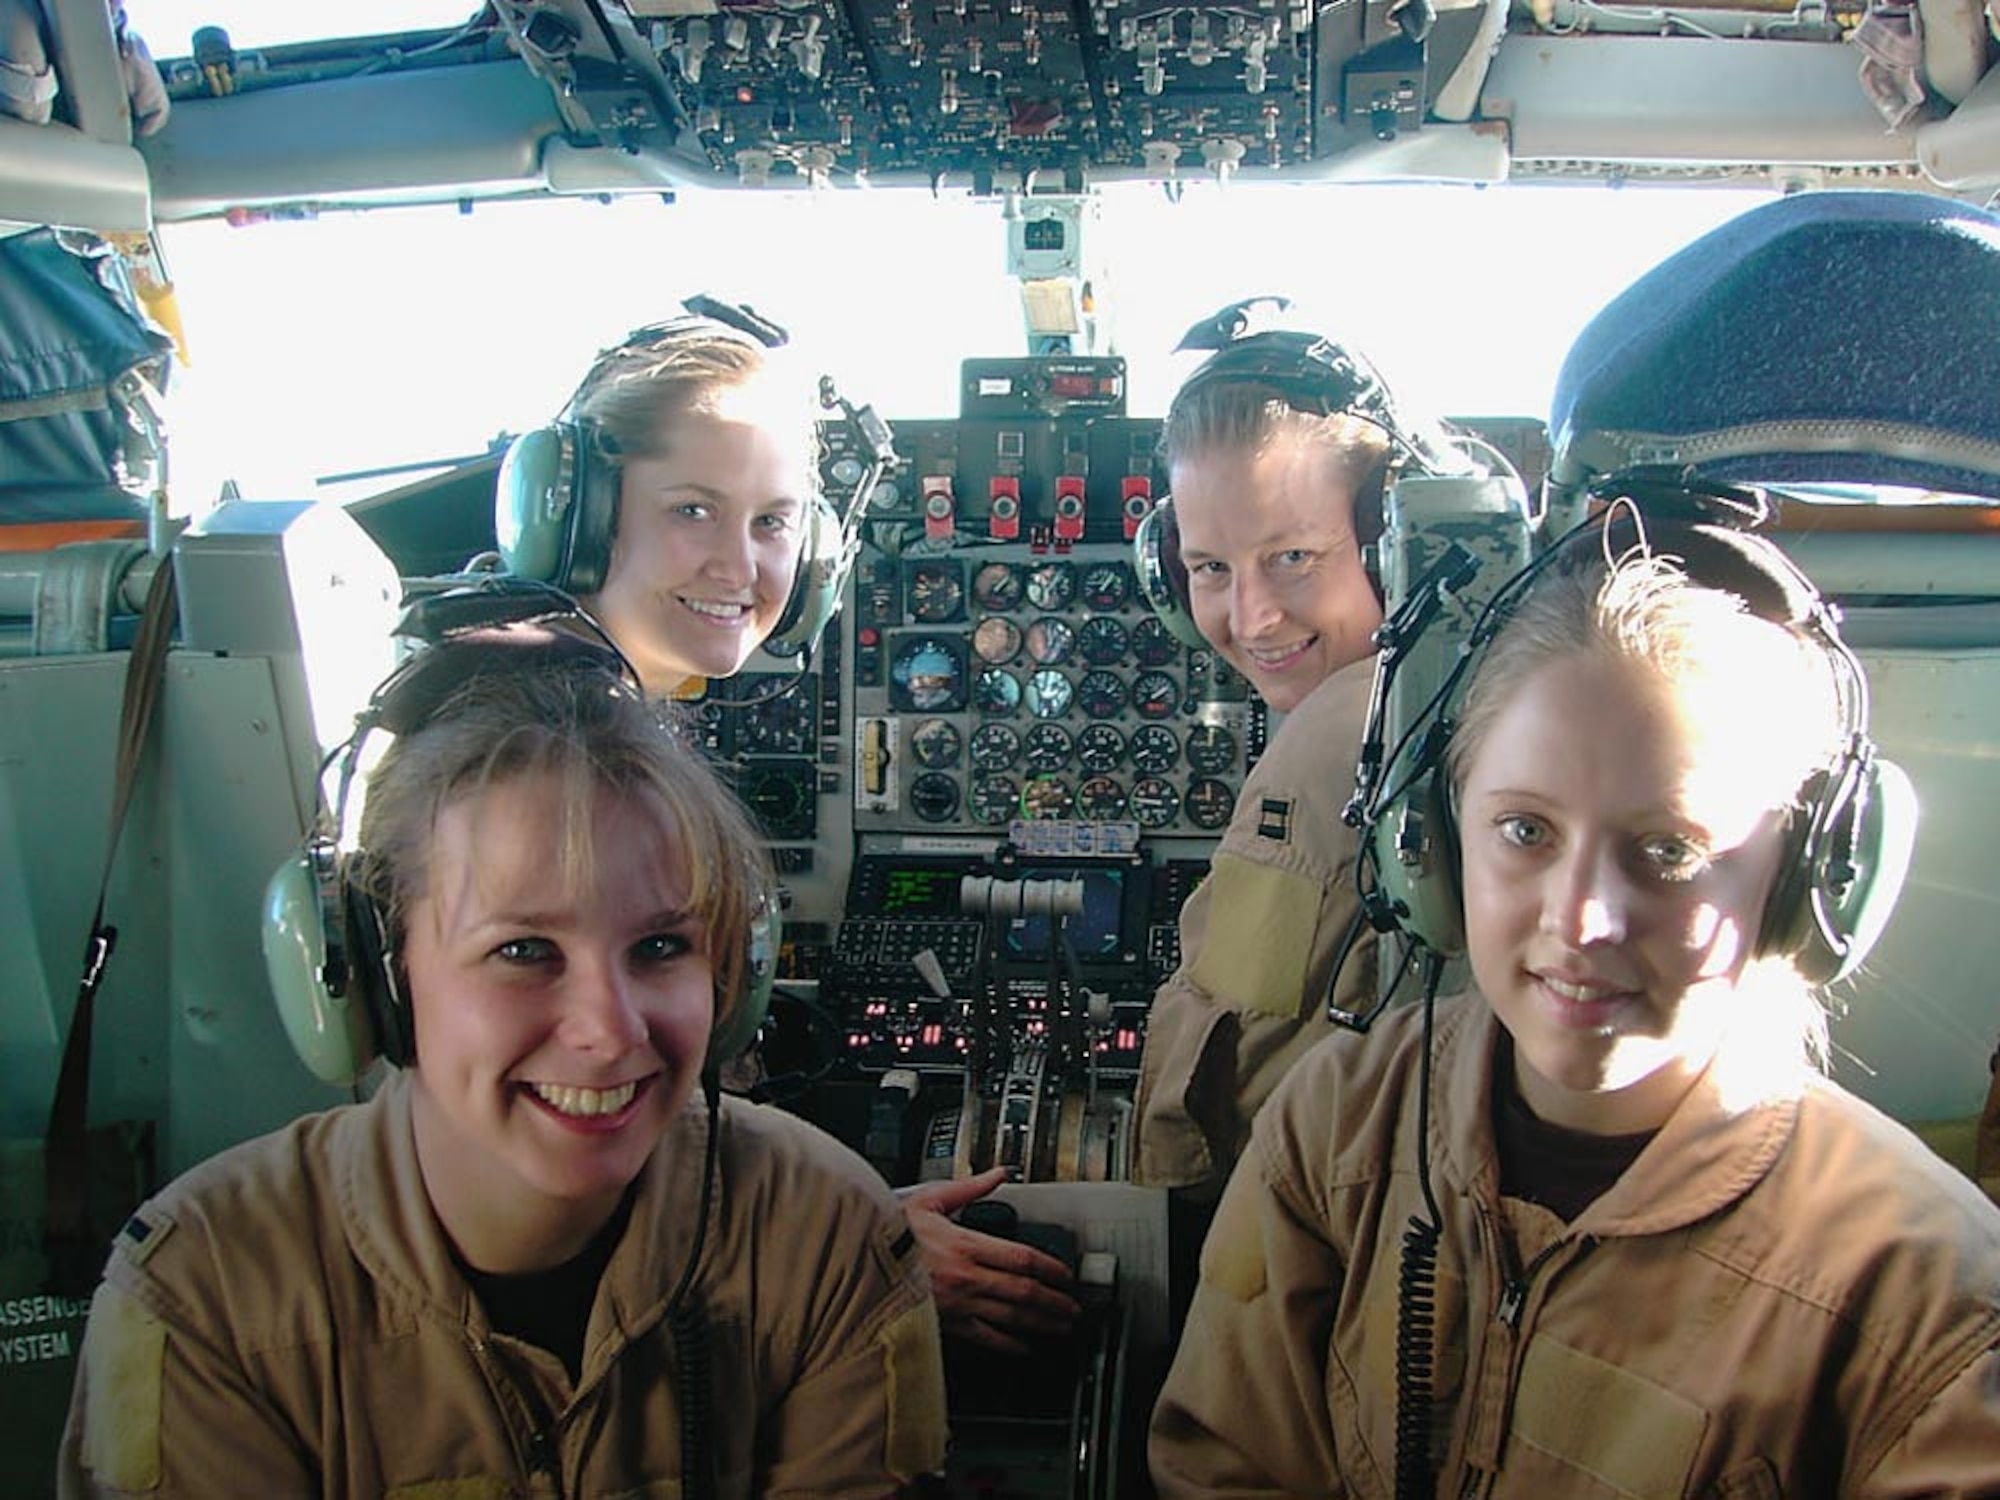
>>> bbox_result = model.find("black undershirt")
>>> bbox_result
[457,1188,637,1383]
[1493,1037,1656,1223]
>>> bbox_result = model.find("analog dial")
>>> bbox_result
[911,717,962,769]
[1185,777,1237,831]
[1019,775,1073,820]
[1078,615,1128,666]
[974,665,1022,715]
[971,774,1020,825]
[1076,668,1126,720]
[1129,724,1179,775]
[969,722,1021,770]
[907,561,964,622]
[1025,561,1076,611]
[1131,614,1179,667]
[1130,776,1179,829]
[973,562,1023,610]
[1076,722,1125,773]
[1185,723,1236,775]
[1075,775,1127,820]
[1081,561,1133,612]
[1023,722,1073,772]
[909,771,961,823]
[972,615,1022,665]
[889,635,966,713]
[1025,668,1074,720]
[1131,669,1180,720]
[1025,617,1076,665]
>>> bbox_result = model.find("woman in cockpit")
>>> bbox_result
[61,626,948,1497]
[497,304,1083,1355]
[1148,513,2000,1495]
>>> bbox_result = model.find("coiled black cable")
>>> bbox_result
[1393,959,1448,1500]
[666,1071,723,1500]
[672,1302,715,1500]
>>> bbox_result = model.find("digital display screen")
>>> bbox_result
[1003,867,1127,961]
[878,865,963,918]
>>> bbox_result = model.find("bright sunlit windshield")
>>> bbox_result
[135,2,479,57]
[153,182,1772,512]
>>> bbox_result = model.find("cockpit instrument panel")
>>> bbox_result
[842,413,1258,842]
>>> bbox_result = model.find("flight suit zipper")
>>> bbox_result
[1449,1211,1584,1498]
[465,1329,569,1497]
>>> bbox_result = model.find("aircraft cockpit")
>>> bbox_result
[5,2,2000,1495]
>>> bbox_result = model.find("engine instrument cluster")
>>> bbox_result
[841,411,1260,845]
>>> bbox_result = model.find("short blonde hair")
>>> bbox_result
[1162,378,1391,515]
[355,660,771,1032]
[570,320,823,501]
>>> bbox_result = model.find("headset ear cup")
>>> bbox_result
[344,882,412,1068]
[1766,755,1919,986]
[495,425,578,584]
[1371,767,1466,955]
[1131,500,1208,651]
[708,890,780,1068]
[562,427,619,596]
[765,496,848,658]
[261,850,382,1086]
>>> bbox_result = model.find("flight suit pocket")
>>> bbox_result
[1186,854,1324,1020]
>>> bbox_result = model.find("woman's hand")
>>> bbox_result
[898,1168,1083,1356]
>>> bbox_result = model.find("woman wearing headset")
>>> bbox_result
[61,631,949,1496]
[502,307,1081,1355]
[1149,524,2000,1495]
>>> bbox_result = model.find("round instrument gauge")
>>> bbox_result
[1131,615,1179,667]
[1019,775,1073,820]
[909,771,961,824]
[867,477,902,512]
[1076,668,1126,720]
[971,774,1020,826]
[972,616,1022,665]
[1025,617,1075,665]
[969,722,1021,770]
[974,665,1021,715]
[1130,776,1180,830]
[829,456,864,488]
[911,717,962,769]
[1185,722,1236,775]
[973,562,1024,610]
[889,635,966,713]
[1025,668,1074,720]
[1023,722,1073,772]
[968,724,1024,768]
[1078,615,1128,666]
[1081,561,1133,612]
[1185,776,1237,831]
[1025,561,1077,611]
[1129,723,1179,775]
[1075,775,1127,820]
[907,561,964,622]
[1076,722,1125,773]
[1131,669,1180,721]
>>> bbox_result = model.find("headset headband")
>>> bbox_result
[1171,295,1467,479]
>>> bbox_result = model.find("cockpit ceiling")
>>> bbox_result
[135,0,2000,215]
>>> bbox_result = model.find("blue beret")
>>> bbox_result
[1550,191,2000,501]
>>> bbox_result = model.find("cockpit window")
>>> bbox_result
[139,2,478,55]
[150,183,1769,514]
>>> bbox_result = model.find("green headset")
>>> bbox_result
[491,294,857,661]
[261,585,779,1087]
[1132,296,1473,651]
[1349,476,1918,988]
